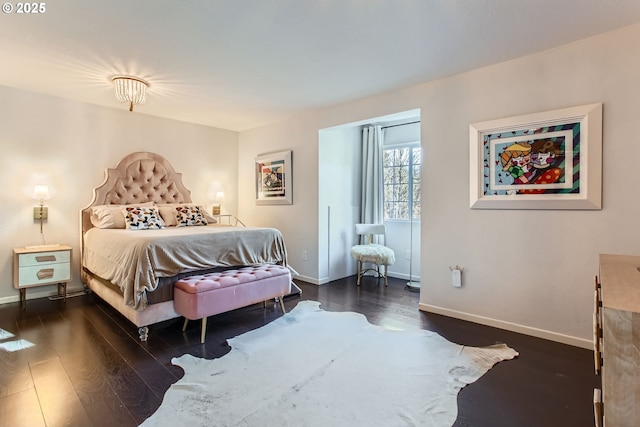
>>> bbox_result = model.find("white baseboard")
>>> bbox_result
[387,272,405,280]
[293,274,324,285]
[0,285,86,305]
[300,273,420,286]
[419,302,592,350]
[388,272,421,282]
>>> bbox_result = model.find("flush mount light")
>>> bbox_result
[112,75,149,111]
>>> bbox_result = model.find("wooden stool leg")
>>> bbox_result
[200,317,207,344]
[357,261,362,286]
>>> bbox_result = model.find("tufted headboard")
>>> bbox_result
[80,152,193,236]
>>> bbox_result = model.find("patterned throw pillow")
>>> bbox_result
[122,206,165,230]
[156,203,217,226]
[176,205,208,227]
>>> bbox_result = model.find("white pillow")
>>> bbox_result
[90,202,154,229]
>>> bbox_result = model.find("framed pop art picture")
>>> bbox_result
[469,103,602,210]
[255,150,292,205]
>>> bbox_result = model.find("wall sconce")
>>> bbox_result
[212,191,225,215]
[32,185,50,233]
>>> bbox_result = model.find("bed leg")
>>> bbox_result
[138,326,149,342]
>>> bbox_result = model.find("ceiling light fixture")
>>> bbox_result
[112,75,149,111]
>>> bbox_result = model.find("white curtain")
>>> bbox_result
[360,125,384,239]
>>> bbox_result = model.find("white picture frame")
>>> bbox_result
[255,150,293,205]
[469,103,602,210]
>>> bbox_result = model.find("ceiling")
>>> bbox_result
[2,1,640,132]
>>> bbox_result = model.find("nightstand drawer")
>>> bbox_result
[17,263,71,287]
[18,250,70,267]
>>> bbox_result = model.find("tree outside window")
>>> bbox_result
[383,145,421,220]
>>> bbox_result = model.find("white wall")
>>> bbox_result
[382,121,421,281]
[0,86,238,302]
[318,126,361,283]
[238,23,640,346]
[238,117,322,283]
[419,25,640,347]
[316,119,422,283]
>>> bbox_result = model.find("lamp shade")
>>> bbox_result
[32,185,50,201]
[215,191,225,202]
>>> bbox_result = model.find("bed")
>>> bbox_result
[80,151,288,340]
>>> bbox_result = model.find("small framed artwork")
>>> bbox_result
[469,103,602,210]
[255,150,292,205]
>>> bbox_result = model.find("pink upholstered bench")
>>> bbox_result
[174,265,291,343]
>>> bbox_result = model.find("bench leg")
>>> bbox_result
[181,317,207,344]
[278,296,286,314]
[201,317,207,344]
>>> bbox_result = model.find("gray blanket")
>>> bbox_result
[83,225,288,310]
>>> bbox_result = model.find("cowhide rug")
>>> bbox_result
[140,301,518,427]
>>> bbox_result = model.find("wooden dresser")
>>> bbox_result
[595,254,640,426]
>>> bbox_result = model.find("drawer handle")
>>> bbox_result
[36,255,56,262]
[36,268,54,280]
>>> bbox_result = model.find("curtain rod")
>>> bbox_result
[381,120,420,130]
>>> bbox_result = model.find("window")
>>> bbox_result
[383,144,421,220]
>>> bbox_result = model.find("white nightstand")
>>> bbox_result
[214,214,246,227]
[13,244,72,307]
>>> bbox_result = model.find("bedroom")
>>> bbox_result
[1,2,640,425]
[2,9,639,346]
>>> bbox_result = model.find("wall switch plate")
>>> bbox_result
[452,269,462,287]
[302,250,308,261]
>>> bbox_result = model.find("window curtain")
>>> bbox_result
[360,125,384,243]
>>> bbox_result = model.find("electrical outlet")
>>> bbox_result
[452,269,462,287]
[302,250,308,261]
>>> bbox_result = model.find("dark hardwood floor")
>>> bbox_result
[0,276,599,427]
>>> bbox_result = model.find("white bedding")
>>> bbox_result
[83,225,288,310]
